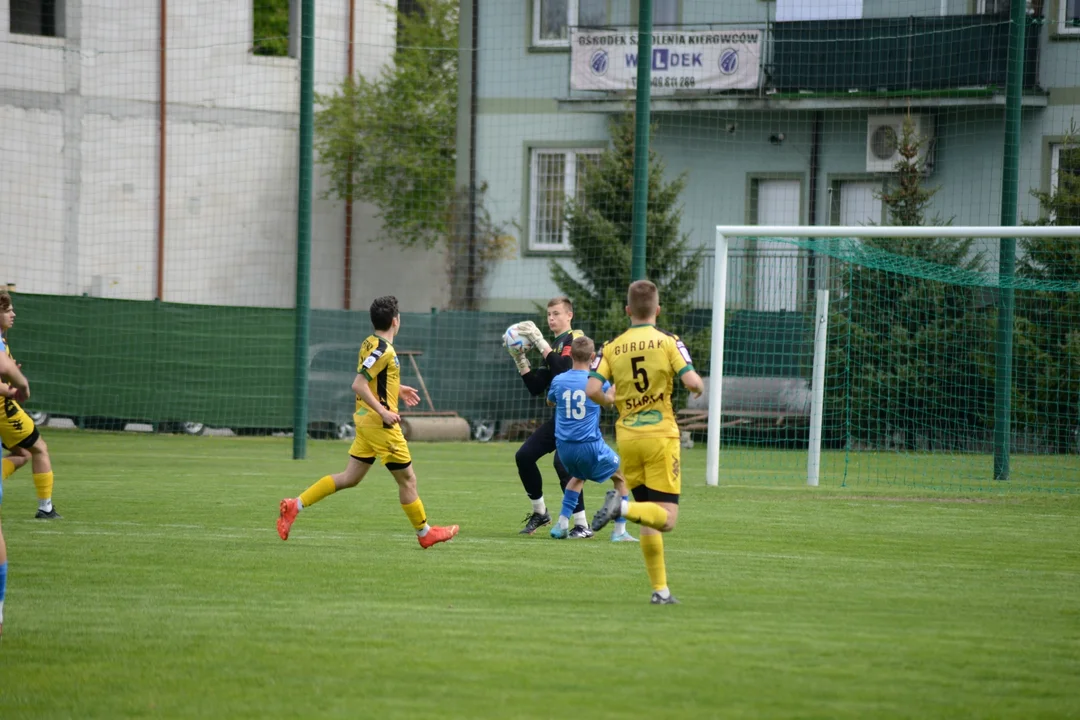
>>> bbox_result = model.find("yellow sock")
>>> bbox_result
[298,475,337,509]
[401,497,428,531]
[1,458,13,480]
[624,502,668,530]
[640,533,668,592]
[33,471,54,501]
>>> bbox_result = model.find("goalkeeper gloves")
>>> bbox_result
[513,353,531,374]
[505,336,532,374]
[514,321,551,357]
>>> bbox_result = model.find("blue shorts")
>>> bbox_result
[558,440,620,483]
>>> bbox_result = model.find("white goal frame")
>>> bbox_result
[707,225,1080,488]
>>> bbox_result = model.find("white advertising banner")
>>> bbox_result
[570,28,762,92]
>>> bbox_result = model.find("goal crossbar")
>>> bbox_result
[714,225,1080,239]
[705,225,1080,488]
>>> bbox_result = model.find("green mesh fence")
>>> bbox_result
[3,0,1079,492]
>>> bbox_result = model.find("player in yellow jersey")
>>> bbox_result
[0,341,31,639]
[586,280,704,604]
[277,295,459,549]
[0,291,61,520]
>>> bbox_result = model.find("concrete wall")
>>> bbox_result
[0,0,448,311]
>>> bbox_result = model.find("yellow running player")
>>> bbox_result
[0,346,31,639]
[586,280,704,604]
[277,295,459,549]
[0,291,61,519]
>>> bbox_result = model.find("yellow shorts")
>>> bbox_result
[0,397,38,451]
[349,425,412,468]
[617,436,681,499]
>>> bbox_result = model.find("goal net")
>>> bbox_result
[707,226,1080,493]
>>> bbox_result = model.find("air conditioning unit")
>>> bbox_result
[866,114,935,173]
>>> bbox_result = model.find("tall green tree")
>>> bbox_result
[551,114,706,361]
[829,115,989,449]
[313,0,510,308]
[314,0,457,249]
[1012,140,1080,452]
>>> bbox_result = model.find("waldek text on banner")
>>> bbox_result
[569,29,762,93]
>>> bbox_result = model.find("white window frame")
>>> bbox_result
[1051,142,1080,189]
[975,0,1008,14]
[532,0,678,47]
[528,147,602,252]
[1059,0,1080,34]
[533,0,579,48]
[9,0,66,38]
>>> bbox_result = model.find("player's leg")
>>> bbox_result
[554,450,589,535]
[608,471,637,543]
[592,441,678,533]
[633,439,682,603]
[1,446,29,481]
[389,463,458,549]
[515,420,557,534]
[0,484,7,638]
[25,432,60,520]
[551,472,585,539]
[636,498,679,604]
[591,439,680,602]
[277,433,376,540]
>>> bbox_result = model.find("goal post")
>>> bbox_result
[706,225,1080,491]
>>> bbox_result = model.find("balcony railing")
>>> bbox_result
[769,15,1040,94]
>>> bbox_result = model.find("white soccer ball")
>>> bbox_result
[503,325,533,354]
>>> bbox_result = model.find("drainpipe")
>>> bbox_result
[157,0,167,300]
[343,0,356,309]
[807,111,822,294]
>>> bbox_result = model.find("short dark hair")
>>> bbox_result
[547,296,573,314]
[0,291,10,312]
[627,280,658,318]
[369,295,399,331]
[570,335,595,363]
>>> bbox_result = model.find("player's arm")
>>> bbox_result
[585,377,613,410]
[0,352,29,400]
[352,374,399,425]
[520,366,552,397]
[506,338,553,396]
[542,330,580,374]
[681,369,705,397]
[668,335,705,398]
[586,348,615,410]
[399,384,420,408]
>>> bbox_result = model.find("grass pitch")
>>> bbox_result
[0,430,1077,718]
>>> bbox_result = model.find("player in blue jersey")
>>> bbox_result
[546,335,636,542]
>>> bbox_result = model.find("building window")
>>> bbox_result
[532,0,611,47]
[528,148,600,251]
[397,0,424,47]
[10,0,63,37]
[1049,143,1080,222]
[253,0,292,57]
[976,0,1009,13]
[1059,0,1080,33]
[831,180,883,226]
[534,0,680,47]
[977,0,1037,13]
[632,0,679,25]
[749,177,804,311]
